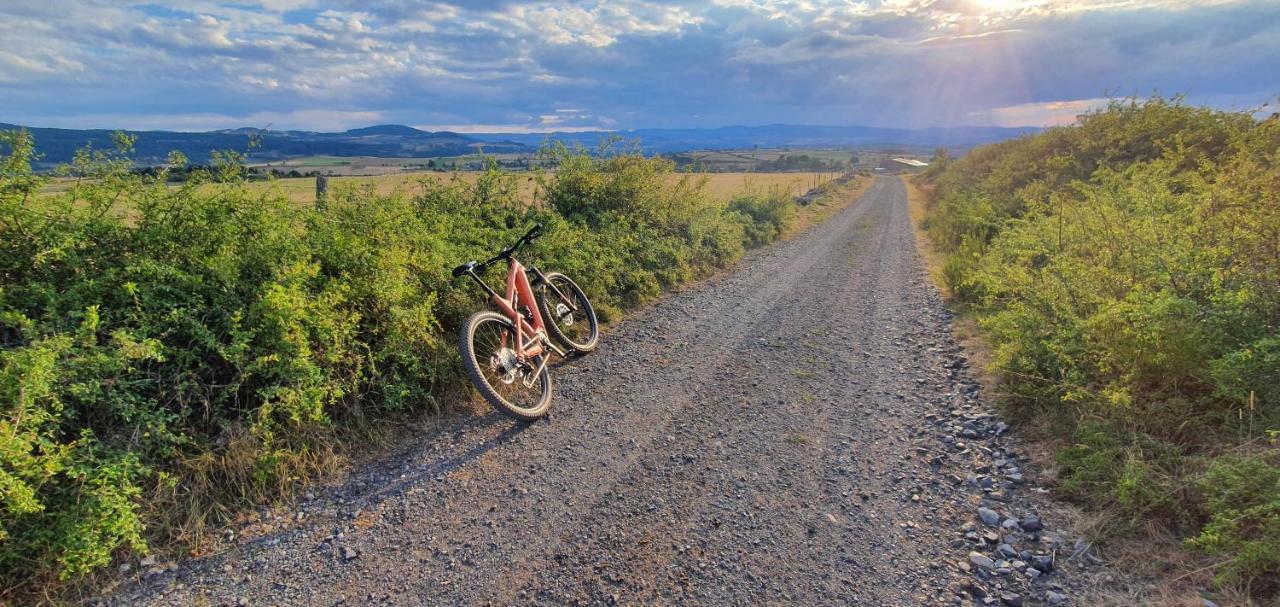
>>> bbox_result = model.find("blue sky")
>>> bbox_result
[0,0,1276,132]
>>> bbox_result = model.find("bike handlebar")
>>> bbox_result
[452,223,543,278]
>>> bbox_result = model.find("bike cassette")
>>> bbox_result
[555,302,573,326]
[491,347,521,384]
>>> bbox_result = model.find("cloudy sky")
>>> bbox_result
[0,0,1276,132]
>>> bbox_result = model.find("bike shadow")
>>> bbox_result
[346,412,534,508]
[125,411,535,591]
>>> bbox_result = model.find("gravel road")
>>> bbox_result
[109,177,1104,606]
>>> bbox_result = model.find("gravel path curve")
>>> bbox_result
[109,177,1098,606]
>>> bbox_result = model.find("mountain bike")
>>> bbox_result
[452,224,599,420]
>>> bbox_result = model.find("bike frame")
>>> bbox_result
[498,258,546,359]
[467,257,566,361]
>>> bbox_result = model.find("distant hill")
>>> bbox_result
[472,124,1039,153]
[0,122,1037,169]
[0,123,527,168]
[343,124,429,137]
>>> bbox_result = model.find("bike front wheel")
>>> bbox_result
[536,272,599,354]
[459,311,552,421]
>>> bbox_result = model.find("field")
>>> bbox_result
[255,154,527,175]
[253,171,842,205]
[245,147,920,178]
[670,148,915,173]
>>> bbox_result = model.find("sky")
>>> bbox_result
[0,0,1276,133]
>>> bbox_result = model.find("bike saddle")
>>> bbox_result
[452,261,478,277]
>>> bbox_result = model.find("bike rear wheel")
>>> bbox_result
[537,272,599,353]
[459,311,552,421]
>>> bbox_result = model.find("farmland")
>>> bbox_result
[252,170,845,205]
[250,148,920,177]
[234,146,915,206]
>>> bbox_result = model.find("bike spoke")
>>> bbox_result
[470,317,545,411]
[551,277,594,346]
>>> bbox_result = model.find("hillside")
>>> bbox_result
[0,123,526,168]
[2,122,1036,169]
[484,124,1039,153]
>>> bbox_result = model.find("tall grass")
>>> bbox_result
[0,132,812,597]
[918,97,1279,597]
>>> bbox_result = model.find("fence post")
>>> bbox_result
[315,175,328,209]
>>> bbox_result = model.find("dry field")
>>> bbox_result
[36,171,844,212]
[254,154,526,176]
[257,171,841,205]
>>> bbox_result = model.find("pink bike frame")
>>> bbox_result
[491,258,547,359]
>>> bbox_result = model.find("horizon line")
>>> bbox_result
[1,120,1046,135]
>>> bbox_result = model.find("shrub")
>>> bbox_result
[727,187,796,247]
[918,96,1280,595]
[1188,453,1280,593]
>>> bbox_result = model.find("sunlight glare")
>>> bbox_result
[974,0,1028,13]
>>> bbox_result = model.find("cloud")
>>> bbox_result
[0,0,1273,131]
[16,109,387,132]
[970,98,1112,127]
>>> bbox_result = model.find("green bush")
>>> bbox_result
[918,97,1280,595]
[727,187,796,247]
[1188,453,1280,592]
[0,131,815,592]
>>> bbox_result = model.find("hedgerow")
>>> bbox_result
[0,132,808,595]
[918,97,1279,596]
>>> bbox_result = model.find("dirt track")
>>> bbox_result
[110,177,1103,606]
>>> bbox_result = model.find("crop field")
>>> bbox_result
[248,148,912,177]
[671,148,917,173]
[255,154,528,176]
[687,148,860,164]
[253,171,841,205]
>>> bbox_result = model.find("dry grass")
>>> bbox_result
[902,177,948,294]
[39,172,841,214]
[782,175,872,237]
[254,171,839,205]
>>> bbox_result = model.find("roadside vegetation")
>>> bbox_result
[0,131,854,599]
[915,97,1279,599]
[247,170,839,206]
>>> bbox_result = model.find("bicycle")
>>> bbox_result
[451,224,599,420]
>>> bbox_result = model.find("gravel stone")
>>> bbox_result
[969,552,996,570]
[978,507,1000,526]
